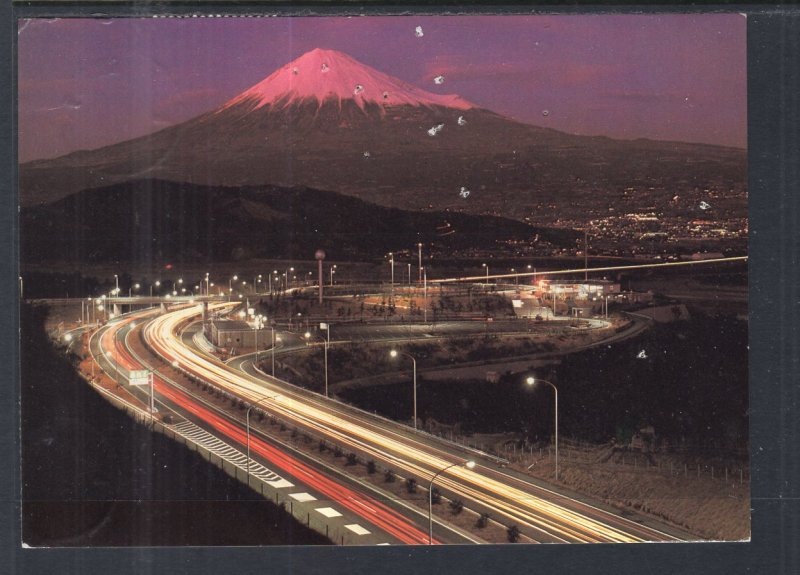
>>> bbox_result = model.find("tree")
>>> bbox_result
[507,525,521,543]
[430,487,441,505]
[405,477,417,493]
[367,460,377,474]
[476,512,490,529]
[385,469,396,483]
[449,499,464,515]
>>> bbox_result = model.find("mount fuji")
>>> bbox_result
[20,48,745,223]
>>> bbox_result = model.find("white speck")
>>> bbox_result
[457,116,467,126]
[382,91,389,100]
[459,187,470,199]
[427,124,445,137]
[363,151,371,158]
[636,350,647,359]
[292,67,299,75]
[433,75,445,85]
[321,63,329,72]
[699,201,711,210]
[542,110,550,117]
[353,85,364,95]
[415,26,424,37]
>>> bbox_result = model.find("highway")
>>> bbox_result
[132,302,691,544]
[90,310,471,545]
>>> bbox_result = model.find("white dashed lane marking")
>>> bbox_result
[315,507,343,518]
[289,492,317,503]
[345,524,371,536]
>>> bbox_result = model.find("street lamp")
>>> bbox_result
[428,460,476,544]
[150,280,160,297]
[526,376,559,480]
[114,274,119,292]
[246,395,278,480]
[229,275,238,294]
[271,329,281,377]
[417,243,423,282]
[482,263,489,283]
[389,349,417,430]
[389,252,395,295]
[253,314,266,362]
[330,264,337,286]
[305,331,329,397]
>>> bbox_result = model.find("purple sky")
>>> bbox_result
[18,14,746,162]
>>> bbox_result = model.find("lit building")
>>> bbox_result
[534,279,620,300]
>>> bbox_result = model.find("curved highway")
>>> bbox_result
[138,303,690,544]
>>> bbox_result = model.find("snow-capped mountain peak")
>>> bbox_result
[220,48,475,112]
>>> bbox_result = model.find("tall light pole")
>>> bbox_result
[428,460,475,544]
[389,349,417,429]
[407,263,412,288]
[229,275,238,294]
[205,273,210,297]
[114,274,119,293]
[526,376,559,481]
[253,314,266,363]
[423,268,428,323]
[305,331,329,397]
[482,263,489,284]
[271,328,281,377]
[417,243,423,283]
[329,264,337,286]
[389,252,395,296]
[246,395,278,480]
[150,280,161,297]
[316,249,326,305]
[584,229,589,281]
[128,283,140,298]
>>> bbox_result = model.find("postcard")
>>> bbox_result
[17,13,748,546]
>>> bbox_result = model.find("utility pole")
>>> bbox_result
[584,229,588,281]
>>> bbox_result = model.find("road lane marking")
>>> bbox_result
[315,507,343,518]
[345,524,371,535]
[290,492,318,502]
[171,420,294,488]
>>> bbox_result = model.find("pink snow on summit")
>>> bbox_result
[220,48,476,112]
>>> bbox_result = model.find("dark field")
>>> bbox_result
[20,304,329,546]
[340,309,748,455]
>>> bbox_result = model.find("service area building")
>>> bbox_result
[209,320,256,350]
[535,279,621,300]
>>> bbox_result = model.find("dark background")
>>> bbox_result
[3,3,799,575]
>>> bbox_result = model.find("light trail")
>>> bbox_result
[142,304,682,543]
[435,255,748,283]
[98,314,438,545]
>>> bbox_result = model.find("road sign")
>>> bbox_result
[320,322,328,330]
[128,370,150,386]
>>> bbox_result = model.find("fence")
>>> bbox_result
[84,377,362,545]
